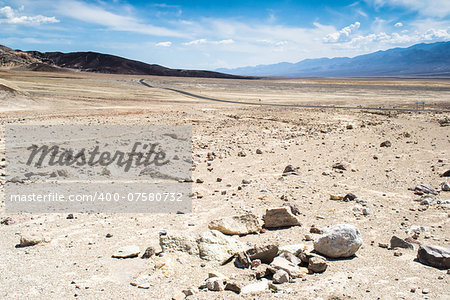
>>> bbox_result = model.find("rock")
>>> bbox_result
[256,149,263,154]
[251,259,261,269]
[66,214,74,219]
[310,226,322,234]
[240,279,270,294]
[379,243,389,248]
[278,251,301,265]
[406,225,427,235]
[298,251,326,264]
[441,182,450,191]
[205,277,224,291]
[282,202,301,216]
[362,207,370,216]
[269,256,305,278]
[442,170,450,177]
[313,224,363,258]
[330,194,344,200]
[308,256,328,273]
[225,281,242,293]
[417,245,450,269]
[208,213,261,235]
[420,197,436,205]
[273,269,290,284]
[380,140,391,147]
[17,233,44,247]
[1,217,16,225]
[160,232,199,256]
[208,271,228,281]
[159,230,246,262]
[197,230,247,262]
[182,288,197,296]
[346,124,353,129]
[112,245,140,258]
[332,161,356,171]
[172,293,185,300]
[343,193,357,202]
[237,151,247,157]
[282,164,299,175]
[263,207,301,228]
[304,234,313,241]
[279,244,306,256]
[141,246,155,259]
[196,178,204,183]
[246,244,279,264]
[235,251,251,268]
[253,264,270,279]
[410,184,438,195]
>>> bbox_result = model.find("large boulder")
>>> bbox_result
[417,245,450,269]
[208,213,261,235]
[159,230,246,263]
[313,224,362,258]
[263,207,301,228]
[197,230,247,262]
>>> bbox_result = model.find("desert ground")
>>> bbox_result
[0,69,449,299]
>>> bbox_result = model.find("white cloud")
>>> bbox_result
[183,39,207,45]
[183,39,235,46]
[55,0,186,37]
[394,22,403,27]
[367,0,450,18]
[336,28,450,50]
[0,6,59,25]
[324,22,361,43]
[155,41,172,47]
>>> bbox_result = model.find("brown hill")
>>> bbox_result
[26,50,250,78]
[0,44,252,79]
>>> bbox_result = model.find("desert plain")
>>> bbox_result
[0,69,449,299]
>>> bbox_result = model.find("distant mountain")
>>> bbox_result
[0,45,249,79]
[218,42,450,77]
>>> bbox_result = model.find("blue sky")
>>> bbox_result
[1,0,449,69]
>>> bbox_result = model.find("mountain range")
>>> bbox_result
[0,45,249,79]
[217,42,450,77]
[1,42,449,78]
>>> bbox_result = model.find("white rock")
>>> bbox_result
[269,256,305,278]
[18,233,45,247]
[279,244,306,256]
[406,225,428,235]
[159,230,246,262]
[313,224,362,258]
[208,213,261,235]
[198,230,247,262]
[205,277,224,291]
[263,207,301,228]
[273,269,290,284]
[240,279,270,294]
[112,245,140,258]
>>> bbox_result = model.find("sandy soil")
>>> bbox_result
[0,70,449,299]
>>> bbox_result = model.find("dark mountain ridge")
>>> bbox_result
[0,45,251,79]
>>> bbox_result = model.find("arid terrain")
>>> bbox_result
[0,69,449,299]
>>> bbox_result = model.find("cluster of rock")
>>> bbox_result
[158,222,362,297]
[378,235,450,270]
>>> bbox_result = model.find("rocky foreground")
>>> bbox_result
[0,73,449,299]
